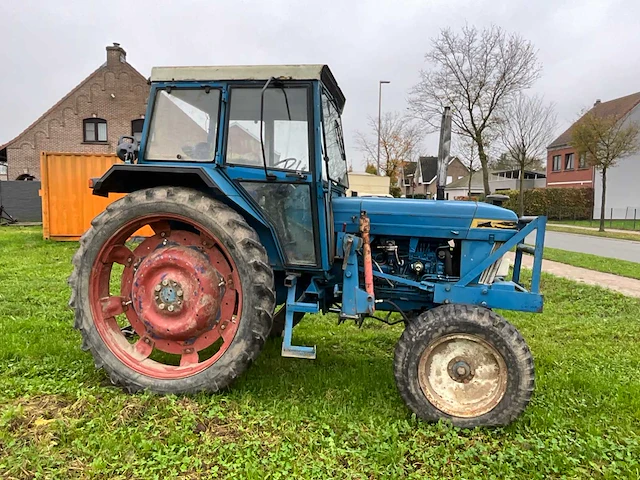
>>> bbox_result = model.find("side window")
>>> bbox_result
[131,119,144,142]
[321,92,348,187]
[241,181,316,265]
[145,89,220,161]
[83,118,107,143]
[226,87,310,172]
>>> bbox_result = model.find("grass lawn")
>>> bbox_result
[547,225,640,242]
[549,219,640,231]
[544,247,640,280]
[1,226,640,479]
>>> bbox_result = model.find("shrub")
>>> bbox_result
[502,188,593,219]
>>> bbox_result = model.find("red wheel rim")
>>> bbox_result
[89,214,242,379]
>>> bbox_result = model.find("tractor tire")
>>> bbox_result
[394,304,534,428]
[68,186,275,394]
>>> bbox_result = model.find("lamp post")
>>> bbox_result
[377,80,390,175]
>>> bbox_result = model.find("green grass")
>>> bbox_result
[1,226,640,479]
[544,247,640,280]
[549,219,640,231]
[548,224,640,242]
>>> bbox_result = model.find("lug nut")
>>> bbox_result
[155,284,162,292]
[162,279,169,286]
[158,303,165,310]
[167,305,175,312]
[176,289,183,297]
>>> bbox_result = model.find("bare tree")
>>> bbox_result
[498,93,557,216]
[355,111,423,193]
[408,25,541,195]
[571,109,640,231]
[453,134,480,196]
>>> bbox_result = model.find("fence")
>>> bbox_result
[0,180,42,222]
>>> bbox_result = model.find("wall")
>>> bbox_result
[546,146,594,188]
[6,46,149,180]
[347,173,390,196]
[0,181,42,222]
[593,105,640,219]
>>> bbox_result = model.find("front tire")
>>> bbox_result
[394,304,534,427]
[68,187,275,394]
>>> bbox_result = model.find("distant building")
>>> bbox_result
[546,93,640,189]
[0,44,149,180]
[546,92,640,218]
[446,169,546,199]
[401,156,468,198]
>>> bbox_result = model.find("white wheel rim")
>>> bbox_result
[418,333,508,418]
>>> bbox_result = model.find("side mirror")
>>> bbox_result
[485,194,510,207]
[117,136,139,163]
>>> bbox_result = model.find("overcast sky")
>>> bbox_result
[2,0,639,170]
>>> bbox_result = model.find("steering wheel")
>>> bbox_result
[273,157,303,171]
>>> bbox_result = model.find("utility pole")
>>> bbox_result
[377,80,390,176]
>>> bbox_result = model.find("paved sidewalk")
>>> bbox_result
[505,252,640,298]
[551,223,640,236]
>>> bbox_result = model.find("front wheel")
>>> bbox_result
[393,304,534,427]
[68,187,275,394]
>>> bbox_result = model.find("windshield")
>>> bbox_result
[226,87,310,172]
[322,91,348,186]
[145,88,221,161]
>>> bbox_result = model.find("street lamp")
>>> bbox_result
[377,80,391,176]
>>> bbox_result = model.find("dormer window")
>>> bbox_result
[84,118,107,143]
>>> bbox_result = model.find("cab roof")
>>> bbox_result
[150,64,345,113]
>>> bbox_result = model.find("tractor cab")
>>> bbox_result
[107,65,348,271]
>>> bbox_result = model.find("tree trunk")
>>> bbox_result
[476,139,491,196]
[468,170,473,197]
[518,164,525,217]
[599,168,607,232]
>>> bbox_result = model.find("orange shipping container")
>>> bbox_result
[40,152,151,241]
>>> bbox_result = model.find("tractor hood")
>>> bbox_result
[332,197,518,240]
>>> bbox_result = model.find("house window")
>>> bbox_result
[552,155,561,171]
[131,119,144,142]
[578,153,587,169]
[564,153,574,170]
[83,118,107,143]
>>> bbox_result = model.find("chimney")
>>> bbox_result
[106,43,126,67]
[594,99,601,107]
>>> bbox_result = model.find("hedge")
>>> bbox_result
[502,188,593,220]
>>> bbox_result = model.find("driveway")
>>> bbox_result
[525,230,640,263]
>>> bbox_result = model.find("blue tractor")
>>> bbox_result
[69,65,546,427]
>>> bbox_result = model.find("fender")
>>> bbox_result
[91,164,286,269]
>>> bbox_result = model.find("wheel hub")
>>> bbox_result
[448,358,475,383]
[130,245,225,341]
[154,279,184,312]
[418,334,508,418]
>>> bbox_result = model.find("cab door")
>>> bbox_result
[222,82,322,269]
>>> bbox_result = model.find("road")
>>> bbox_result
[525,230,640,263]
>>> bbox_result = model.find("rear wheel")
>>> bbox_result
[394,304,534,427]
[68,187,275,394]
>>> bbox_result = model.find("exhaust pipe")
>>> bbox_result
[436,107,452,200]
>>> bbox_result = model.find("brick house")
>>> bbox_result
[401,156,468,198]
[546,92,640,189]
[0,44,149,180]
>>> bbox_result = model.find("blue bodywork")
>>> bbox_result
[95,70,546,358]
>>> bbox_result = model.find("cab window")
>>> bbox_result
[145,88,220,161]
[226,87,310,172]
[322,91,348,187]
